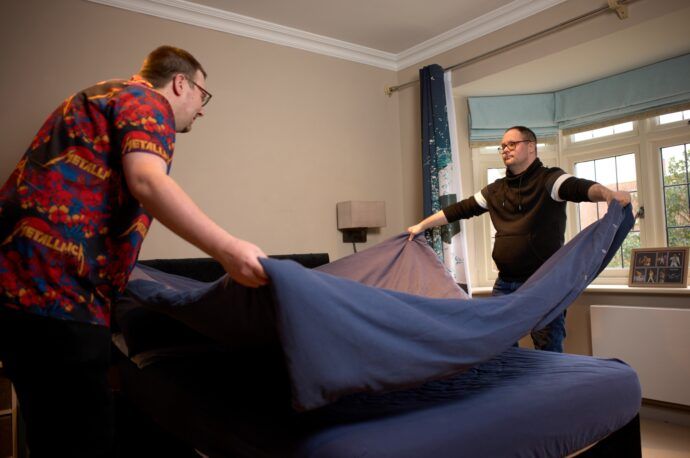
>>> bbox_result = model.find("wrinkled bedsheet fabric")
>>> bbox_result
[126,202,634,411]
[315,233,469,299]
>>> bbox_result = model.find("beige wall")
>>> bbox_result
[0,0,403,261]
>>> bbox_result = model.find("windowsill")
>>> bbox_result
[471,284,690,296]
[583,284,690,295]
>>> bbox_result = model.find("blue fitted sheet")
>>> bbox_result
[117,345,640,457]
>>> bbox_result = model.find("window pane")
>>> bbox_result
[487,168,505,184]
[613,122,633,134]
[573,131,592,142]
[604,228,640,270]
[608,251,623,268]
[597,201,608,220]
[664,185,690,227]
[661,145,688,186]
[575,161,595,181]
[659,111,684,124]
[578,201,599,230]
[668,227,690,248]
[660,143,690,247]
[595,156,617,188]
[616,154,637,191]
[592,126,614,138]
[575,153,637,233]
[630,191,640,231]
[571,122,634,142]
[621,231,640,268]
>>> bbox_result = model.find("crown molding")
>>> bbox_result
[396,0,569,70]
[86,0,569,72]
[86,0,399,70]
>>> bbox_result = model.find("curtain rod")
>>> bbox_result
[384,0,636,96]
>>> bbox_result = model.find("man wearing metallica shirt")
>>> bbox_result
[407,126,630,353]
[0,46,267,457]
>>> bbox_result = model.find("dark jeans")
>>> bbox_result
[0,308,114,458]
[491,277,566,353]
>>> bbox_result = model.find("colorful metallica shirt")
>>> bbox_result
[0,77,175,326]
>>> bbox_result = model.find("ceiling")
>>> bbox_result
[89,0,569,70]
[189,0,518,53]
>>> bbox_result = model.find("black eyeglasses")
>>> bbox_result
[186,77,212,107]
[497,140,532,152]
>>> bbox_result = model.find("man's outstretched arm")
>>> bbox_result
[587,183,631,207]
[123,152,268,287]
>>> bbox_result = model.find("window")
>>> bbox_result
[469,114,690,288]
[573,154,640,268]
[659,110,690,125]
[470,143,558,286]
[660,143,690,247]
[571,122,634,143]
[487,167,505,184]
[561,115,690,285]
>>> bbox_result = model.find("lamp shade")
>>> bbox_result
[337,201,386,229]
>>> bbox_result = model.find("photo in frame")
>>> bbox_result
[628,247,689,287]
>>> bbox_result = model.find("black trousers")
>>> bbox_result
[0,308,114,458]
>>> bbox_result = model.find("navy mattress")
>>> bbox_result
[116,345,640,457]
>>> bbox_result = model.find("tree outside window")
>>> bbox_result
[574,153,640,268]
[661,144,690,248]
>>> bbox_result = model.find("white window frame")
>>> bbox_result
[651,110,690,130]
[644,132,690,247]
[562,116,690,284]
[561,141,641,283]
[468,113,690,288]
[470,142,558,287]
[470,146,502,286]
[561,121,638,150]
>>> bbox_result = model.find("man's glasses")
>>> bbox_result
[186,77,212,107]
[497,140,532,153]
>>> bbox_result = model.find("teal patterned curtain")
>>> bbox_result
[419,64,471,292]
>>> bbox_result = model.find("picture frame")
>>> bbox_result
[628,247,689,287]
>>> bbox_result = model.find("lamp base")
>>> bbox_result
[342,228,367,243]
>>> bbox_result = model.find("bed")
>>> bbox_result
[112,255,641,458]
[113,202,640,457]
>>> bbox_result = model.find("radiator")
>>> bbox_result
[590,305,690,406]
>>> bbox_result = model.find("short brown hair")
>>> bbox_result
[505,125,537,143]
[139,45,207,88]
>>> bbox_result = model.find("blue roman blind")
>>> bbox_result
[468,93,557,143]
[555,53,690,131]
[468,53,690,143]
